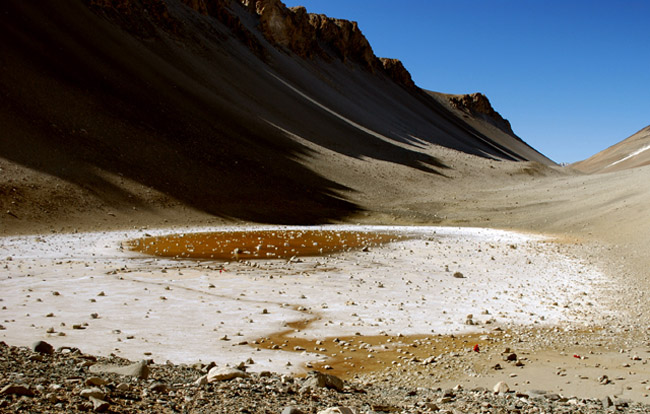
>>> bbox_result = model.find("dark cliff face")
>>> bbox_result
[84,0,414,87]
[448,93,515,136]
[379,58,416,89]
[0,0,551,225]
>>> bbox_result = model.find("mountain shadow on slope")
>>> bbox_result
[0,1,360,224]
[0,0,551,225]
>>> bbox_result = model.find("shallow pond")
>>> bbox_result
[128,229,405,260]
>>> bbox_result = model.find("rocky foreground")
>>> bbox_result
[2,341,649,413]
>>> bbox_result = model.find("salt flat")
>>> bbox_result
[0,225,615,374]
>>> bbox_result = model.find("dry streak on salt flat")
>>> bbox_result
[0,226,614,374]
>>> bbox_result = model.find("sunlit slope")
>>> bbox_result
[572,126,650,173]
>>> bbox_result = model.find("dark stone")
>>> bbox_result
[300,371,344,392]
[32,340,54,355]
[1,384,34,396]
[148,382,169,393]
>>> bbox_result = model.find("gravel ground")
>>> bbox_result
[2,340,650,413]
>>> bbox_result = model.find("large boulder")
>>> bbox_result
[32,340,54,355]
[89,360,149,379]
[206,366,248,382]
[300,370,344,392]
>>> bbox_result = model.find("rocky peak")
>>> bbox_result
[243,1,414,83]
[240,0,382,70]
[242,0,378,69]
[246,0,319,57]
[306,13,378,70]
[379,58,415,89]
[448,93,514,135]
[85,0,418,89]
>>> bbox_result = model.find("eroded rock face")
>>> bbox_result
[307,13,378,69]
[380,58,416,89]
[247,1,419,85]
[244,0,379,70]
[449,93,515,135]
[253,1,319,57]
[83,0,417,87]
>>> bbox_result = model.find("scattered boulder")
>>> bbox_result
[148,382,169,393]
[1,383,34,396]
[116,383,130,392]
[194,374,208,386]
[602,396,614,408]
[493,381,510,394]
[206,366,248,382]
[89,396,110,412]
[89,360,149,379]
[300,371,344,392]
[85,377,107,386]
[80,387,106,400]
[32,340,54,355]
[85,377,108,387]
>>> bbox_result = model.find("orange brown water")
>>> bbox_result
[253,315,495,379]
[128,229,406,261]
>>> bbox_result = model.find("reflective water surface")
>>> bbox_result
[129,229,405,260]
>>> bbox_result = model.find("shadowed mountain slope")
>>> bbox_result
[0,0,551,226]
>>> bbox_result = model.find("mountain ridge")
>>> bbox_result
[1,0,550,230]
[572,125,650,173]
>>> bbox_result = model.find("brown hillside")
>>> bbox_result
[1,0,550,232]
[572,125,650,173]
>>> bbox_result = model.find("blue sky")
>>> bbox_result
[282,0,650,163]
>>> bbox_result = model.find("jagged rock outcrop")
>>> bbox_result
[244,1,412,83]
[85,0,416,88]
[306,13,378,70]
[243,0,377,69]
[247,0,319,57]
[448,93,514,135]
[380,58,415,89]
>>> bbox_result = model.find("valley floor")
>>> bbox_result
[2,153,650,411]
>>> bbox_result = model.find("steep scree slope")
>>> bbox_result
[572,125,650,173]
[0,0,550,226]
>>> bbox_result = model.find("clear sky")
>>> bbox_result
[282,0,650,163]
